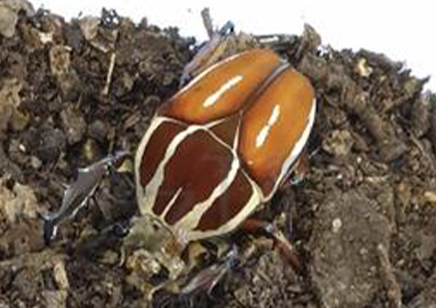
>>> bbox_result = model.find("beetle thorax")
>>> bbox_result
[123,214,188,280]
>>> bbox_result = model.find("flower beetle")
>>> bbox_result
[124,47,316,284]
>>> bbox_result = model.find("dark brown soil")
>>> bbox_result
[1,2,436,308]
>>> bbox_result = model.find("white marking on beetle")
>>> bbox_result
[135,116,168,211]
[205,117,226,128]
[232,112,242,150]
[138,121,202,216]
[203,75,244,108]
[255,104,281,148]
[161,187,183,219]
[206,115,242,158]
[174,150,240,232]
[135,115,267,241]
[267,98,316,200]
[175,53,245,96]
[188,171,263,241]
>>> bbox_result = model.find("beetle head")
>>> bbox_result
[123,214,176,253]
[123,214,188,281]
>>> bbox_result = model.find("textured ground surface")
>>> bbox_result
[1,1,436,308]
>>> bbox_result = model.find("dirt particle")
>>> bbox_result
[423,191,436,204]
[88,120,109,143]
[0,177,39,223]
[30,156,42,169]
[36,128,66,162]
[49,45,72,76]
[0,0,34,38]
[49,45,81,99]
[331,218,342,233]
[0,78,27,138]
[60,105,87,145]
[53,260,69,290]
[79,16,100,42]
[322,129,354,157]
[79,14,118,53]
[355,58,373,78]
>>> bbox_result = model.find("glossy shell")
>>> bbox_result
[135,48,316,241]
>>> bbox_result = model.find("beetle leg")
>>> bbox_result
[281,146,320,190]
[180,245,238,295]
[179,9,235,86]
[280,150,310,189]
[241,218,301,273]
[155,244,238,298]
[42,151,132,243]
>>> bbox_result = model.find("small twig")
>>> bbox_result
[102,52,116,96]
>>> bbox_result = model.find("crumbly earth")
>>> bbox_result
[1,2,436,308]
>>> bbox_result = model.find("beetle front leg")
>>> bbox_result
[42,150,132,243]
[241,218,301,273]
[154,244,238,300]
[181,244,238,296]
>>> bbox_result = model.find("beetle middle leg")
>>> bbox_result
[150,242,239,304]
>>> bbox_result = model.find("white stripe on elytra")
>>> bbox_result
[190,113,311,239]
[135,116,168,214]
[137,120,203,217]
[203,113,243,159]
[174,154,240,232]
[266,98,317,200]
[167,112,267,239]
[161,187,183,219]
[232,112,242,150]
[175,53,245,97]
[187,171,263,241]
[255,104,281,148]
[135,109,269,241]
[202,75,244,108]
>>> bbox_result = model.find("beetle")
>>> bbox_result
[123,47,316,284]
[42,38,316,294]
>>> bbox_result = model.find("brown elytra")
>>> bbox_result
[135,48,316,241]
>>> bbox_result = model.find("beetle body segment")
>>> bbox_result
[134,48,315,246]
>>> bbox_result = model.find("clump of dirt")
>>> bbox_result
[1,2,436,308]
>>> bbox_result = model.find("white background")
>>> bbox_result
[29,0,435,91]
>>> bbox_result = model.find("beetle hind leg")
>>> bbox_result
[280,150,310,190]
[241,218,301,273]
